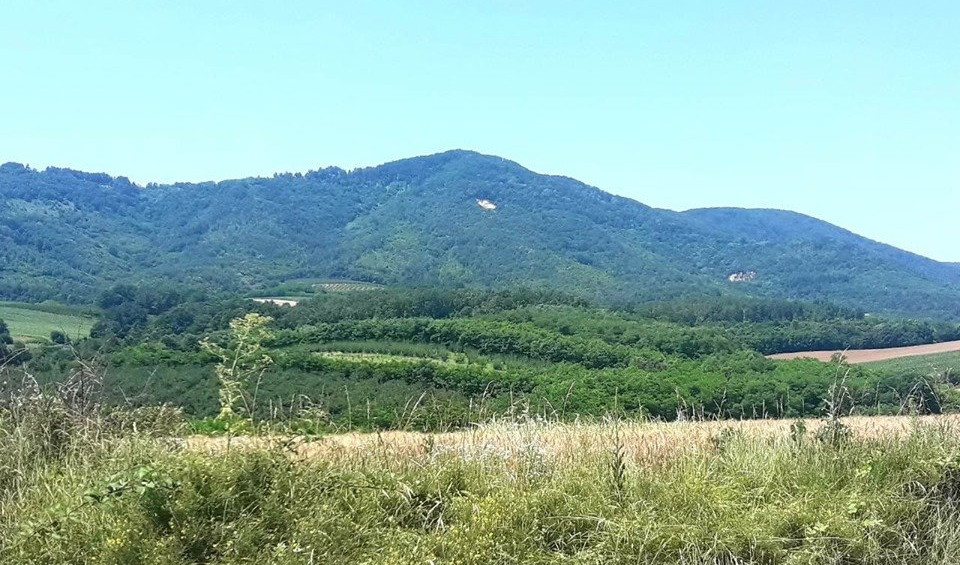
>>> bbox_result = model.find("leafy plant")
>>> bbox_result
[199,313,274,419]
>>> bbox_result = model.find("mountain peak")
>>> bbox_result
[357,150,526,181]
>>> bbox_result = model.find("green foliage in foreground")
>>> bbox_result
[23,354,934,433]
[5,396,960,563]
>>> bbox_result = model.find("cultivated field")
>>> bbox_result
[314,281,385,292]
[313,350,459,366]
[865,350,960,373]
[0,302,96,343]
[768,339,960,364]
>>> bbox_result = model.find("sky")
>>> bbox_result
[2,1,958,261]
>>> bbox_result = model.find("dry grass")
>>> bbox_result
[10,407,960,563]
[187,414,960,466]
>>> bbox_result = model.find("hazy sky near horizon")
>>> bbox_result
[2,1,958,261]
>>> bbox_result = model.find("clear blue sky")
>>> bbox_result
[3,1,958,261]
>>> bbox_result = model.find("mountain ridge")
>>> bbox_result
[1,150,958,319]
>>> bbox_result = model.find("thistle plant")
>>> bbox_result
[199,313,274,420]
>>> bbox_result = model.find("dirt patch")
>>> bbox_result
[768,340,960,363]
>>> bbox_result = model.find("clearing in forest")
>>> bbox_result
[0,302,96,343]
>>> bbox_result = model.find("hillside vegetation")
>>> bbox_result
[8,287,956,431]
[3,152,960,319]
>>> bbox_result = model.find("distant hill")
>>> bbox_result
[2,151,959,319]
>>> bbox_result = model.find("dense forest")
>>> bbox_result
[6,286,955,431]
[3,151,960,319]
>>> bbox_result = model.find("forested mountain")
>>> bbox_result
[2,151,959,319]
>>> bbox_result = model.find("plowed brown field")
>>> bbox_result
[768,339,960,363]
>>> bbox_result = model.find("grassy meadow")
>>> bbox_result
[5,393,960,564]
[0,302,96,344]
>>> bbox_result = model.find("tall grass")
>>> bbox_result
[4,384,960,564]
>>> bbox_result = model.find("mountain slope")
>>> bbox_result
[1,151,958,319]
[676,208,960,315]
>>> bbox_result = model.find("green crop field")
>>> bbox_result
[314,350,465,366]
[0,303,97,343]
[864,350,960,375]
[315,281,386,292]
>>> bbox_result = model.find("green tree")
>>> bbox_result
[50,330,70,345]
[0,319,11,345]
